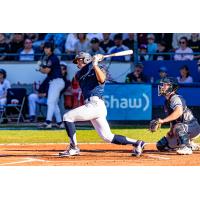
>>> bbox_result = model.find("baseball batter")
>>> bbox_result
[156,77,200,155]
[59,52,145,157]
[38,42,65,128]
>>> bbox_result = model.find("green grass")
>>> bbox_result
[0,128,200,144]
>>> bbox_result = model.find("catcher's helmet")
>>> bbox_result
[43,42,54,52]
[0,68,6,79]
[73,52,92,64]
[158,77,179,96]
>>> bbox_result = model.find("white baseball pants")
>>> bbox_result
[63,96,115,142]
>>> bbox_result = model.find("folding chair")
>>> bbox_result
[0,88,27,125]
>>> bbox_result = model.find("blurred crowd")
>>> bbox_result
[0,33,200,61]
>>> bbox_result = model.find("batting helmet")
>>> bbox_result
[0,68,6,79]
[43,42,54,52]
[158,77,179,96]
[73,52,92,64]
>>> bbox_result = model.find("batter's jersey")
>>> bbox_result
[40,53,62,80]
[75,63,105,100]
[164,93,196,125]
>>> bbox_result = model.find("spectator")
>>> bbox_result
[44,33,66,53]
[107,33,130,61]
[86,33,103,42]
[172,33,191,50]
[174,37,194,61]
[123,33,134,50]
[24,33,39,43]
[153,41,170,60]
[0,69,11,110]
[74,33,90,54]
[188,33,200,59]
[154,33,173,51]
[155,66,168,84]
[147,34,157,60]
[125,63,148,83]
[138,44,149,61]
[100,33,114,53]
[65,33,78,59]
[87,38,105,56]
[0,33,10,60]
[9,33,24,60]
[137,33,147,47]
[18,38,35,61]
[177,65,193,84]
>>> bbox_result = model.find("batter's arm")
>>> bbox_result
[93,65,106,84]
[159,106,183,124]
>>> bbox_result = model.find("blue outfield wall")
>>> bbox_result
[104,84,200,120]
[104,84,152,120]
[142,60,200,82]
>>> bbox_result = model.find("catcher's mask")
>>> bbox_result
[158,77,179,96]
[73,52,92,64]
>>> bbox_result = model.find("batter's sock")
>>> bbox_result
[111,134,137,146]
[64,121,77,147]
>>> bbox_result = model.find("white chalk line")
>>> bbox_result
[0,157,48,166]
[147,154,170,160]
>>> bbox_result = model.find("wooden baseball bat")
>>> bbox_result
[103,50,133,58]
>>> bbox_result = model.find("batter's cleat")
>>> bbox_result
[190,141,200,151]
[38,122,52,129]
[176,146,192,155]
[132,140,145,157]
[59,145,80,157]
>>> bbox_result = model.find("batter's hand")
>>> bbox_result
[93,54,104,62]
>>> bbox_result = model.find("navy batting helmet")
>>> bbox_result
[73,52,92,64]
[0,68,6,79]
[43,42,54,52]
[158,77,179,96]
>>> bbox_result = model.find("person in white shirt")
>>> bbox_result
[65,33,78,58]
[174,37,194,61]
[86,33,103,42]
[19,38,35,61]
[0,69,11,109]
[172,33,191,50]
[177,65,193,84]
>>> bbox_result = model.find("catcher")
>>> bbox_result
[150,77,200,155]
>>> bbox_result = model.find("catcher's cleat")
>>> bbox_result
[59,145,80,157]
[55,123,65,129]
[177,146,192,155]
[190,141,200,151]
[132,140,145,157]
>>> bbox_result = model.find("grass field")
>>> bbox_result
[0,127,200,143]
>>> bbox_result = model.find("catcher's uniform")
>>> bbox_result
[157,94,200,149]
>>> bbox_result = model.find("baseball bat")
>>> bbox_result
[103,50,133,58]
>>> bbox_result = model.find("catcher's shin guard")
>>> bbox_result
[156,136,171,151]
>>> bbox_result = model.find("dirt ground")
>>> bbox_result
[0,143,200,166]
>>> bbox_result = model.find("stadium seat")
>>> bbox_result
[0,88,27,125]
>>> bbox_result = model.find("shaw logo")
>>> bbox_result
[104,93,150,111]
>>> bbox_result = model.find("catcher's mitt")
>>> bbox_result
[149,119,161,132]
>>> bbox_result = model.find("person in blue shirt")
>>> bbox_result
[38,42,65,128]
[59,52,145,157]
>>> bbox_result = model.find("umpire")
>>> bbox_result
[38,42,65,128]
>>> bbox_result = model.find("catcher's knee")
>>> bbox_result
[156,137,169,151]
[173,123,189,145]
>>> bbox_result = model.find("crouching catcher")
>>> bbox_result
[153,77,200,155]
